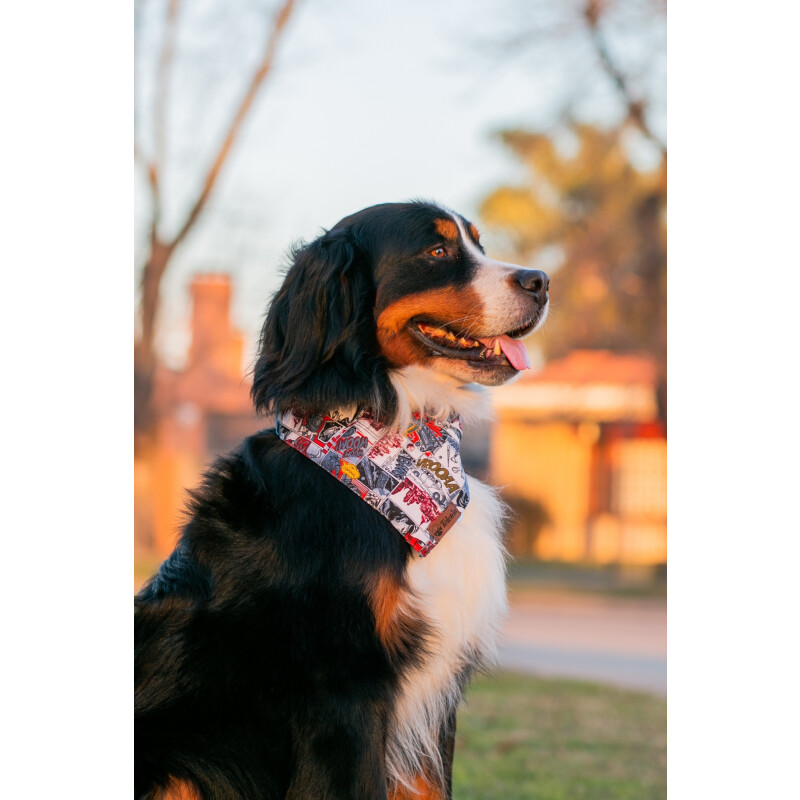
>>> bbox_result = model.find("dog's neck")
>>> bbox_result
[388,366,493,429]
[276,401,470,556]
[274,367,487,557]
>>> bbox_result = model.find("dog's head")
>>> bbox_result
[252,201,549,420]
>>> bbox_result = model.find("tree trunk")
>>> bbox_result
[636,184,667,423]
[135,237,174,453]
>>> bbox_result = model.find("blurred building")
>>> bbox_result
[135,282,667,568]
[490,350,666,566]
[136,274,262,557]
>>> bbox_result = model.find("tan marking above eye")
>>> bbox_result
[433,218,458,241]
[468,222,480,242]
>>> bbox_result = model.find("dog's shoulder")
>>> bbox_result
[135,429,415,722]
[138,429,410,606]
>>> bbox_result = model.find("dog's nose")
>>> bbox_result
[516,269,550,304]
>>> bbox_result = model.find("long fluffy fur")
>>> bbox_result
[385,477,508,791]
[251,227,395,420]
[388,365,493,430]
[135,200,547,800]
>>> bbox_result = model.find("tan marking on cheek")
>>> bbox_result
[433,218,458,241]
[376,325,423,369]
[377,327,427,368]
[376,286,484,366]
[389,775,444,800]
[468,222,480,243]
[377,287,483,335]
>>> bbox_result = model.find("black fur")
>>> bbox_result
[136,436,430,799]
[251,226,396,420]
[135,201,481,799]
[250,201,479,420]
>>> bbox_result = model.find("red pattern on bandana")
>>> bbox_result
[276,409,469,556]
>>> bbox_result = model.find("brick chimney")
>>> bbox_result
[188,273,244,378]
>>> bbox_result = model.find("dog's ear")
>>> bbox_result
[251,228,396,418]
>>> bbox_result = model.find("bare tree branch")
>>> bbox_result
[135,0,300,448]
[134,140,161,226]
[171,0,298,251]
[133,0,147,154]
[134,0,171,233]
[154,0,181,181]
[583,0,666,155]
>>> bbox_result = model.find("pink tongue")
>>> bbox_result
[479,335,531,371]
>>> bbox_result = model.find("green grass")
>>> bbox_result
[453,672,666,800]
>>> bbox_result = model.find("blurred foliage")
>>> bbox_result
[503,493,553,557]
[453,671,667,799]
[481,123,666,410]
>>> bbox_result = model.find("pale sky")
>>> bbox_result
[134,0,665,370]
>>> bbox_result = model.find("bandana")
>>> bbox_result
[276,408,469,556]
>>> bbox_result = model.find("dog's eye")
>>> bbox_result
[429,247,448,258]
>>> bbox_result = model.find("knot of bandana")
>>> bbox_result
[276,408,469,556]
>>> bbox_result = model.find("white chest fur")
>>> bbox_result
[406,476,508,669]
[383,365,510,788]
[385,476,508,788]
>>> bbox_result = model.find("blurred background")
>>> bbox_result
[134,0,666,795]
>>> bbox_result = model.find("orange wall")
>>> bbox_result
[491,420,594,561]
[490,417,666,565]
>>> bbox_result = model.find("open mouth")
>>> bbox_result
[410,318,536,371]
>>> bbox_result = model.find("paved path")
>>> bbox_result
[497,589,667,696]
[137,573,666,696]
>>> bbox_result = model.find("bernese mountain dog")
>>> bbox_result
[135,200,550,799]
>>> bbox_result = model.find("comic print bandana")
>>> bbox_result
[276,408,470,556]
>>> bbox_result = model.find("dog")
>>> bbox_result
[135,200,549,799]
